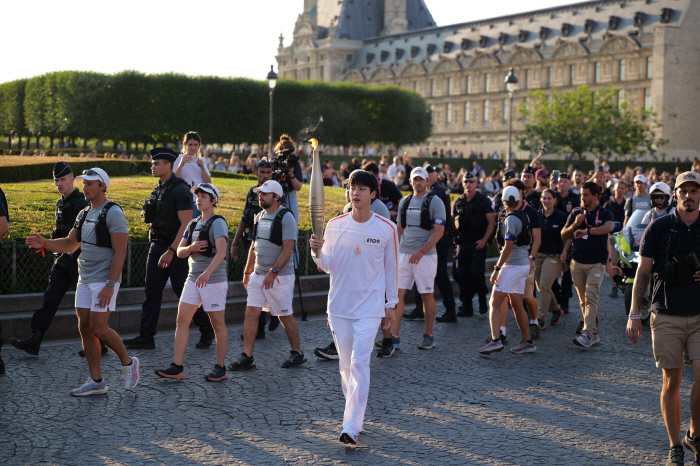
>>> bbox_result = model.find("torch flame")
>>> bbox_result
[309,138,318,149]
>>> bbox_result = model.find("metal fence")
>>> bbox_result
[0,233,320,295]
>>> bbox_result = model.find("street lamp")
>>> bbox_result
[504,67,518,169]
[267,65,278,157]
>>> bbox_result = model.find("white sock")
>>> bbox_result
[530,319,538,325]
[500,326,506,336]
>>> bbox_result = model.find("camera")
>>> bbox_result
[270,148,299,192]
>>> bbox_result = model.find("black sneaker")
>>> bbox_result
[268,315,280,331]
[228,352,256,371]
[403,307,424,320]
[457,304,474,317]
[314,342,339,360]
[538,319,547,331]
[78,341,109,357]
[436,311,457,322]
[683,430,700,463]
[281,351,307,368]
[529,323,540,340]
[479,297,489,315]
[376,339,395,358]
[196,327,215,349]
[550,309,564,326]
[240,325,266,340]
[205,364,227,382]
[0,353,5,375]
[667,445,684,465]
[155,362,184,379]
[123,333,155,350]
[576,321,584,335]
[485,331,507,345]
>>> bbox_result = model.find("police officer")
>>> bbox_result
[627,172,700,465]
[230,159,275,339]
[11,162,90,356]
[123,148,214,350]
[448,171,495,319]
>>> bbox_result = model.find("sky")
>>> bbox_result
[2,0,585,84]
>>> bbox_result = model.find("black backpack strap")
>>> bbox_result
[185,216,200,245]
[74,206,91,242]
[400,194,413,229]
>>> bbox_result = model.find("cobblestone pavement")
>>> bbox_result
[1,281,696,465]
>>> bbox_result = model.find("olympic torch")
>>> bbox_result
[308,138,325,258]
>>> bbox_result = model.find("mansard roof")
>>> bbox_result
[335,0,436,40]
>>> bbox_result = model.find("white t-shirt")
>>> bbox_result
[387,164,405,180]
[173,154,212,201]
[313,213,399,319]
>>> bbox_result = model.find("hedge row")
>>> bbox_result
[0,159,151,183]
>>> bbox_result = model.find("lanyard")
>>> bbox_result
[585,208,599,228]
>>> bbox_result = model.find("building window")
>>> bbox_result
[618,90,626,107]
[283,60,287,66]
[294,58,298,64]
[466,76,472,94]
[307,69,311,80]
[320,66,324,79]
[619,59,626,81]
[413,81,418,91]
[307,56,311,63]
[320,54,325,61]
[594,62,601,83]
[446,103,453,127]
[644,88,651,110]
[503,98,509,124]
[447,77,453,96]
[570,64,576,85]
[525,70,531,89]
[484,73,490,92]
[430,80,436,97]
[464,102,470,126]
[547,67,553,88]
[483,100,490,125]
[430,104,435,124]
[646,56,653,79]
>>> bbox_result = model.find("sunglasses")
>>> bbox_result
[463,179,477,184]
[82,169,105,185]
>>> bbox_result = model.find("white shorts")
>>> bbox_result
[181,280,228,312]
[397,252,438,294]
[75,281,121,313]
[494,264,530,295]
[246,272,295,316]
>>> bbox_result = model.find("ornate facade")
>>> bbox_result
[277,0,700,159]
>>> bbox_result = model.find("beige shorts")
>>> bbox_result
[523,268,536,299]
[650,312,700,369]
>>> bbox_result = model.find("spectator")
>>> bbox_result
[387,156,405,180]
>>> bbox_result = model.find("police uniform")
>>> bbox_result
[10,162,89,355]
[123,148,214,350]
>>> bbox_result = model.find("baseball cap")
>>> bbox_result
[676,171,700,188]
[634,174,647,184]
[424,165,435,174]
[191,183,220,202]
[502,186,521,202]
[410,167,429,180]
[254,180,284,198]
[523,166,537,175]
[76,168,110,188]
[535,169,550,178]
[559,173,571,180]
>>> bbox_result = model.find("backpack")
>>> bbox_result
[75,202,121,249]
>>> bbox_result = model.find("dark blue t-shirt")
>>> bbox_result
[380,179,403,211]
[538,209,567,255]
[565,205,614,265]
[640,211,700,316]
[604,198,626,233]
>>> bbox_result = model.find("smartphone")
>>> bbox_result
[188,155,199,163]
[552,170,559,183]
[540,143,547,154]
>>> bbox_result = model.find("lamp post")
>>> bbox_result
[504,67,518,170]
[267,65,278,158]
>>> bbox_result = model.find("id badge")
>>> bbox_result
[582,234,589,240]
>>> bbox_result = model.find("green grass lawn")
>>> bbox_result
[1,176,348,242]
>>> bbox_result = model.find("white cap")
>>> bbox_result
[191,183,220,202]
[634,174,647,184]
[502,186,521,202]
[76,167,110,187]
[649,182,672,197]
[410,167,428,180]
[254,180,284,198]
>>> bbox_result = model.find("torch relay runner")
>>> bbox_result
[309,169,398,445]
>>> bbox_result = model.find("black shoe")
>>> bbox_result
[268,315,280,331]
[667,445,684,465]
[550,309,564,326]
[485,331,507,345]
[282,350,307,368]
[10,329,45,355]
[196,327,215,349]
[240,326,266,341]
[436,310,457,323]
[123,333,155,350]
[479,299,488,315]
[205,364,227,382]
[155,362,184,379]
[376,339,395,358]
[457,304,474,317]
[576,321,584,335]
[529,323,540,340]
[683,430,700,463]
[228,352,256,371]
[403,308,424,320]
[314,342,339,360]
[78,341,109,357]
[0,353,4,375]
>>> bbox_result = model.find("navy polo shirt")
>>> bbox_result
[523,202,540,254]
[538,209,567,255]
[640,211,700,316]
[556,191,580,216]
[565,205,614,265]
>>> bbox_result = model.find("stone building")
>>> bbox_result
[276,0,700,160]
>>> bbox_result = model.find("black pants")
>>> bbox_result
[31,254,79,332]
[140,242,212,335]
[414,236,455,310]
[456,240,488,308]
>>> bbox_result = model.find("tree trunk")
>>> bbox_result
[35,135,40,149]
[26,134,31,150]
[18,133,23,151]
[82,138,87,151]
[49,135,54,150]
[125,139,130,152]
[8,135,11,151]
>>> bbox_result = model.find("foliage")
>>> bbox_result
[0,157,151,183]
[517,85,667,158]
[0,79,27,140]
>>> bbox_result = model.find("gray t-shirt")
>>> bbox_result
[187,217,229,284]
[342,199,391,219]
[501,214,530,266]
[78,201,128,284]
[625,193,651,217]
[396,193,446,255]
[254,206,297,276]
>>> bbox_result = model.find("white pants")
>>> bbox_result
[328,314,382,435]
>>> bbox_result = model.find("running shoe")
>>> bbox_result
[376,340,395,358]
[484,331,507,345]
[550,309,564,326]
[667,445,684,465]
[683,430,700,463]
[575,321,584,335]
[205,364,227,382]
[123,356,140,391]
[529,323,540,340]
[228,352,256,371]
[155,362,184,379]
[538,319,547,331]
[478,339,504,354]
[418,334,436,349]
[588,333,600,347]
[70,378,108,396]
[282,351,307,368]
[339,431,358,445]
[375,335,401,349]
[510,341,536,354]
[314,343,339,360]
[573,333,593,348]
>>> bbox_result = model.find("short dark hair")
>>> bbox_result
[542,188,557,199]
[505,179,527,192]
[361,162,379,176]
[582,181,601,197]
[348,170,378,196]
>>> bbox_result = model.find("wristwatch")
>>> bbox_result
[167,246,176,254]
[270,267,278,274]
[494,265,501,271]
[105,280,115,287]
[528,255,535,260]
[587,227,591,235]
[607,258,613,263]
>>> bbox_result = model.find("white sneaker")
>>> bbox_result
[70,378,108,396]
[589,333,600,346]
[574,334,592,348]
[123,356,140,391]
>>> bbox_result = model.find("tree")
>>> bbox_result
[517,85,666,159]
[0,79,27,150]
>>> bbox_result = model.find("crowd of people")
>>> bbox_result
[4,131,700,457]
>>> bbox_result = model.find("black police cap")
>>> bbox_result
[503,169,517,180]
[53,161,72,179]
[523,166,537,175]
[424,165,435,174]
[150,147,178,163]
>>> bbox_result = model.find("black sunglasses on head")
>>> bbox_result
[82,169,105,184]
